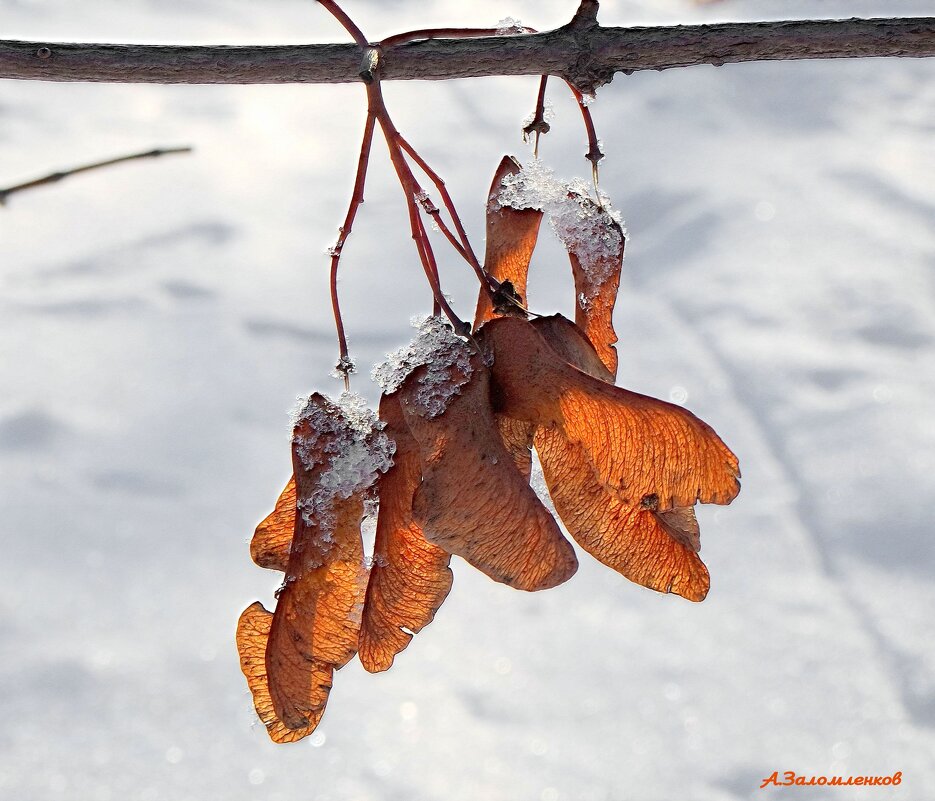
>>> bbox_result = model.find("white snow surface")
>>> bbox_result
[1,1,934,800]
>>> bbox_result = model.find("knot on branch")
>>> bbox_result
[561,1,615,94]
[569,0,600,31]
[358,47,381,83]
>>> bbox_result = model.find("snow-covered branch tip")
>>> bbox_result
[0,16,932,93]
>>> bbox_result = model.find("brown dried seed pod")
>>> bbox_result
[399,350,578,592]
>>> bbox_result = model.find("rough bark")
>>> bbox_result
[0,16,932,93]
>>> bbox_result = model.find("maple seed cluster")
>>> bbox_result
[237,156,741,743]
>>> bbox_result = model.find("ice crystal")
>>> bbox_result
[520,101,555,131]
[372,316,473,417]
[291,392,395,534]
[498,158,625,297]
[496,17,525,35]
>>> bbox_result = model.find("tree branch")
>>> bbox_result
[0,146,192,205]
[0,17,932,92]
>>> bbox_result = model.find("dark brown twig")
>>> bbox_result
[0,146,192,206]
[1,18,932,92]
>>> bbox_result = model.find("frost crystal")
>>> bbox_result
[497,157,565,211]
[496,17,525,35]
[550,189,624,297]
[291,392,395,534]
[498,158,625,298]
[371,316,473,417]
[579,92,597,107]
[520,101,555,131]
[330,356,357,380]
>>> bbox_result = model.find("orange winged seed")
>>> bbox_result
[528,314,708,599]
[533,428,711,600]
[250,476,296,572]
[657,506,701,553]
[469,157,541,484]
[481,317,740,512]
[530,314,614,384]
[557,191,625,378]
[494,313,615,485]
[473,156,543,330]
[398,347,577,592]
[496,415,536,481]
[492,314,608,490]
[236,602,331,743]
[359,392,453,673]
[263,394,384,732]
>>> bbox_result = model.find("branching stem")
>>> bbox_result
[395,133,494,293]
[317,0,468,342]
[370,82,464,332]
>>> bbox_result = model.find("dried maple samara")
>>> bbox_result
[237,29,741,740]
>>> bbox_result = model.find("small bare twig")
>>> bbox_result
[372,82,465,332]
[315,0,368,49]
[0,146,192,206]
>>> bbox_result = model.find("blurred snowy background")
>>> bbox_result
[1,0,934,799]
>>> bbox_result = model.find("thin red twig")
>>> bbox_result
[410,198,444,319]
[523,74,603,176]
[317,2,524,339]
[317,0,463,352]
[395,134,496,293]
[524,75,551,157]
[382,23,606,249]
[316,0,369,48]
[371,80,464,330]
[328,110,376,386]
[316,0,471,333]
[564,81,604,189]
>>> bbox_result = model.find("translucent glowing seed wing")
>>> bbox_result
[250,476,295,572]
[359,393,453,673]
[236,602,331,743]
[473,156,543,329]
